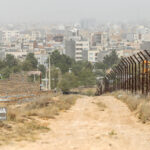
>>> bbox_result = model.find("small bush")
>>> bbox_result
[139,102,150,123]
[8,112,17,121]
[109,130,117,136]
[96,102,106,111]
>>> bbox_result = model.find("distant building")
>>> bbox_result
[91,32,108,49]
[97,50,111,62]
[82,50,88,61]
[34,51,49,67]
[32,31,41,41]
[2,30,20,42]
[75,41,89,61]
[80,18,96,29]
[53,35,64,42]
[65,39,90,61]
[126,33,139,42]
[65,39,76,59]
[141,41,150,51]
[5,51,27,61]
[88,49,99,63]
[92,33,102,46]
[117,49,140,58]
[0,49,5,60]
[142,33,150,42]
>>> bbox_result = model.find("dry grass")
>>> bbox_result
[24,94,79,119]
[0,93,79,145]
[108,130,117,137]
[96,101,107,111]
[112,91,150,123]
[0,73,40,97]
[73,87,96,96]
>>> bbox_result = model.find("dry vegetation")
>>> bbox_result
[112,91,150,123]
[96,101,107,111]
[0,93,79,145]
[0,73,40,96]
[72,87,97,96]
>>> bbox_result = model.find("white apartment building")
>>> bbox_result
[32,31,41,41]
[2,30,20,42]
[34,51,49,67]
[142,33,150,42]
[88,49,99,63]
[126,33,139,42]
[75,41,89,61]
[5,51,27,60]
[117,49,140,58]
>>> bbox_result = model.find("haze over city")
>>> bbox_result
[0,0,149,23]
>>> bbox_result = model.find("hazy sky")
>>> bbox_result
[0,0,149,23]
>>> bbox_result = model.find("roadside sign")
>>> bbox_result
[0,107,7,121]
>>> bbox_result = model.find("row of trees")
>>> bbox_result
[0,52,96,92]
[94,50,120,77]
[0,50,119,93]
[49,50,119,93]
[49,51,96,92]
[0,53,45,79]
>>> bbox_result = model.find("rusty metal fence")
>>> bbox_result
[97,50,150,96]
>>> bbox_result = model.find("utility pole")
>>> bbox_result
[49,54,51,91]
[45,69,48,90]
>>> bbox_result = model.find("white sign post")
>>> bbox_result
[0,107,7,121]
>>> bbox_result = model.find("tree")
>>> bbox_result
[0,67,11,79]
[51,67,60,89]
[103,50,120,69]
[22,53,38,71]
[22,61,33,71]
[11,65,21,73]
[78,69,96,87]
[50,50,74,74]
[0,60,5,70]
[58,73,78,93]
[5,54,18,68]
[72,61,93,76]
[38,64,46,78]
[95,62,107,70]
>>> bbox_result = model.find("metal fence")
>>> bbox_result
[97,50,150,96]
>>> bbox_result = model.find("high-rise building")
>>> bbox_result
[75,41,89,61]
[65,39,76,59]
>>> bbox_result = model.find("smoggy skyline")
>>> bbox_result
[0,0,149,23]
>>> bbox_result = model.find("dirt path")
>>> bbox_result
[2,96,150,150]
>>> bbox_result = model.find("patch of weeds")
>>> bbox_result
[96,102,106,111]
[109,130,117,136]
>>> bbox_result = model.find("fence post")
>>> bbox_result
[125,58,131,91]
[144,50,150,93]
[116,66,122,90]
[137,53,145,95]
[122,59,128,91]
[140,52,149,95]
[128,57,134,93]
[133,55,141,92]
[118,65,123,90]
[130,56,137,93]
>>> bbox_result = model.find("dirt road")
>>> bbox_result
[2,96,150,150]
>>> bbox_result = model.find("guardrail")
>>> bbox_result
[97,50,150,96]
